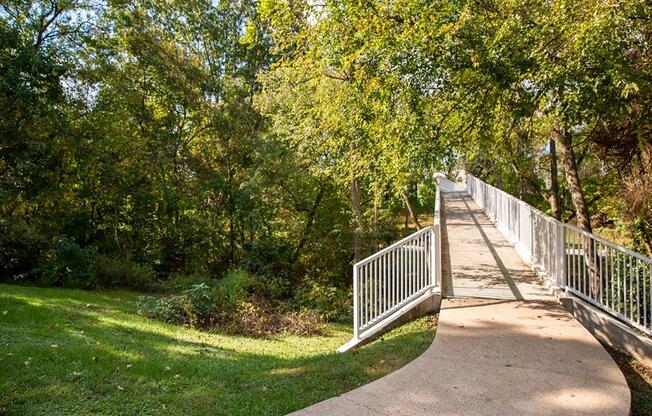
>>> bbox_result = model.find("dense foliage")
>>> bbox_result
[0,0,434,315]
[1,0,650,315]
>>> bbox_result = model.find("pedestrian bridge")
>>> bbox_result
[292,175,640,416]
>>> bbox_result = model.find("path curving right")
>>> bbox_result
[291,190,630,416]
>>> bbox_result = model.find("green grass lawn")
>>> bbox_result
[0,284,436,416]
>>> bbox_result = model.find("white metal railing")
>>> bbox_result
[341,182,442,350]
[353,226,437,338]
[467,174,652,335]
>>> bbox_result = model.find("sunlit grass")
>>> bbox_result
[0,284,436,416]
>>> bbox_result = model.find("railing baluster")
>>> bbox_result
[368,263,371,325]
[425,232,429,288]
[577,234,581,292]
[405,240,414,298]
[574,231,579,291]
[393,248,397,309]
[419,234,423,290]
[420,234,425,290]
[620,252,624,316]
[409,239,414,297]
[649,262,651,330]
[570,230,575,290]
[362,264,366,326]
[368,263,371,326]
[374,258,378,321]
[629,256,633,321]
[402,243,405,302]
[424,233,427,288]
[416,235,420,291]
[595,240,600,302]
[632,259,641,324]
[417,235,421,291]
[412,236,417,294]
[383,250,388,313]
[418,235,421,290]
[636,258,640,324]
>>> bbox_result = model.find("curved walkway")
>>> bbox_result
[291,191,630,416]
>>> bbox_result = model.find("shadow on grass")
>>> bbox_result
[0,285,436,416]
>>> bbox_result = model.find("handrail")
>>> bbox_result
[355,226,433,267]
[466,173,652,335]
[563,222,652,263]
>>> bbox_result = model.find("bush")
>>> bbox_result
[219,269,258,302]
[137,283,219,327]
[97,255,157,290]
[225,298,325,337]
[35,236,98,288]
[0,221,47,283]
[279,309,326,336]
[158,272,216,292]
[218,268,290,304]
[240,238,293,283]
[416,180,437,210]
[225,298,273,336]
[294,282,351,323]
[137,278,326,336]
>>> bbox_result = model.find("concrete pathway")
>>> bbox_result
[291,190,630,416]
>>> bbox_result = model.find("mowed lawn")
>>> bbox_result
[0,284,436,416]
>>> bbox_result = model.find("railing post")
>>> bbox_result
[431,226,438,288]
[353,264,359,340]
[558,222,566,288]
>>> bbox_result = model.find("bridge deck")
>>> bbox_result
[291,188,630,416]
[442,191,551,300]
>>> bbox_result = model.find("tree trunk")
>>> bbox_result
[644,237,652,258]
[291,186,325,264]
[552,128,600,298]
[350,144,363,262]
[113,204,123,255]
[548,139,561,220]
[373,199,379,250]
[552,129,591,232]
[402,190,422,230]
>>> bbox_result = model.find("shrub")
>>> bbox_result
[35,236,98,288]
[97,255,157,290]
[138,279,326,336]
[225,298,326,337]
[137,283,219,327]
[218,269,258,303]
[158,272,216,292]
[0,221,47,283]
[240,238,292,281]
[225,298,273,336]
[416,180,437,209]
[294,282,351,323]
[279,309,326,336]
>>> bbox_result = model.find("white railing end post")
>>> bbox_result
[559,222,567,288]
[430,226,437,288]
[352,264,359,340]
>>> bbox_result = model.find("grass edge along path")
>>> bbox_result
[0,284,436,416]
[602,344,652,416]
